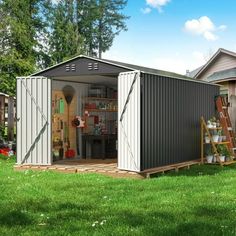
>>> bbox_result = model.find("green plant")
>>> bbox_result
[206,146,213,156]
[210,116,217,123]
[217,130,222,136]
[217,145,230,157]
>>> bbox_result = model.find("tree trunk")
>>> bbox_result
[98,19,102,59]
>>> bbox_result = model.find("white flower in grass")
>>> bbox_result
[103,196,108,199]
[40,214,44,217]
[100,220,106,225]
[92,221,99,227]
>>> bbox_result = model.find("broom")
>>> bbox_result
[62,85,75,152]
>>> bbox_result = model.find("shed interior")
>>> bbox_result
[51,75,118,163]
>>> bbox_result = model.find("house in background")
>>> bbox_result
[191,48,236,131]
[0,92,15,140]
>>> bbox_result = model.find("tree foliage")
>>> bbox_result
[0,0,129,95]
[0,0,52,95]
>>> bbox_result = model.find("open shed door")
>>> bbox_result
[118,71,141,172]
[16,77,51,165]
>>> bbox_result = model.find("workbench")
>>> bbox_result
[82,134,117,159]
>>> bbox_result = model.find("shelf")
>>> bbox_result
[84,109,117,113]
[84,97,117,101]
[208,127,222,130]
[204,141,230,145]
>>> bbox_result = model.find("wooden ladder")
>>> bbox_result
[215,96,236,153]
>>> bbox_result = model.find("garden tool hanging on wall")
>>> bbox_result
[62,85,75,150]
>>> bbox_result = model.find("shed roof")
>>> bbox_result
[33,55,189,79]
[30,54,218,86]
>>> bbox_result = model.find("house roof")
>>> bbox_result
[207,68,236,83]
[188,66,204,78]
[193,48,236,79]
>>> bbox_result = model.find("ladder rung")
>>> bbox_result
[232,148,236,151]
[222,106,227,109]
[228,127,233,131]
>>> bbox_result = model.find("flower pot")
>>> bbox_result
[206,155,213,163]
[212,122,217,128]
[205,137,210,143]
[207,124,213,128]
[219,155,225,162]
[212,135,219,142]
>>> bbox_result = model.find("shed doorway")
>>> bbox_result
[51,77,118,164]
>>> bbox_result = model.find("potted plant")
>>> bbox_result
[222,146,232,162]
[217,130,223,142]
[211,117,217,128]
[212,130,219,142]
[216,119,220,127]
[207,120,213,128]
[206,147,214,163]
[205,133,210,143]
[217,145,226,162]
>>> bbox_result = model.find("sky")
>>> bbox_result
[103,0,236,75]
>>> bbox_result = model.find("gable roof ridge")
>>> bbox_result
[194,48,236,79]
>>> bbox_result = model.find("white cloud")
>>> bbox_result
[218,25,227,31]
[184,16,226,41]
[141,7,152,14]
[204,31,218,41]
[146,0,171,12]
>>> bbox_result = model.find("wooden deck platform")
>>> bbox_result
[140,160,201,178]
[14,159,203,179]
[14,159,143,179]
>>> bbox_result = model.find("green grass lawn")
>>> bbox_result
[1,157,236,236]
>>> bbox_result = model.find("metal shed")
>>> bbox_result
[16,55,219,172]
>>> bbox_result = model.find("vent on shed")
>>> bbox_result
[65,65,70,72]
[71,64,76,71]
[88,62,99,71]
[94,63,99,70]
[88,63,93,70]
[65,64,76,72]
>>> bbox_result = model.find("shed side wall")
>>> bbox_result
[141,74,219,170]
[17,77,52,165]
[118,71,141,172]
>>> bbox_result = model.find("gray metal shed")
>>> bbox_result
[16,55,219,172]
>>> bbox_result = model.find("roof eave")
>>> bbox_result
[194,48,236,79]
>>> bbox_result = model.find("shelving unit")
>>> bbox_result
[82,96,117,134]
[200,116,235,166]
[81,96,118,159]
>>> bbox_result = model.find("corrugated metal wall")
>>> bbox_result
[141,73,219,170]
[17,77,52,165]
[118,71,141,172]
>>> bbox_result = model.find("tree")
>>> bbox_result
[50,0,85,64]
[0,0,52,95]
[76,0,129,58]
[95,0,129,58]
